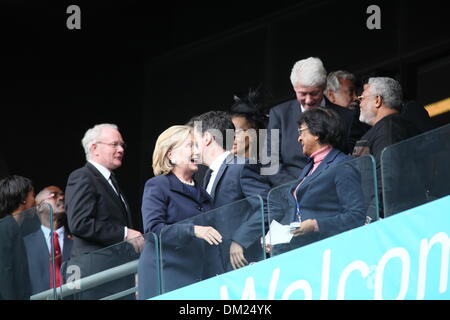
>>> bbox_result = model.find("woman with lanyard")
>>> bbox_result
[288,107,366,250]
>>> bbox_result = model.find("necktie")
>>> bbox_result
[110,173,128,207]
[203,168,212,189]
[49,232,62,288]
[110,172,122,198]
[110,173,130,222]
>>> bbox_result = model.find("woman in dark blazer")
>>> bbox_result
[138,125,223,299]
[286,107,366,250]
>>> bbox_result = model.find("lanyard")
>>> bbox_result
[295,200,302,223]
[292,179,304,223]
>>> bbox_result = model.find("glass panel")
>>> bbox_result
[56,232,157,300]
[0,204,55,300]
[266,179,297,257]
[137,232,161,299]
[267,156,378,256]
[381,123,450,217]
[357,155,379,223]
[159,195,265,294]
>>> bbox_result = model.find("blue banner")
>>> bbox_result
[153,196,450,300]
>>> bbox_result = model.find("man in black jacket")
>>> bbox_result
[189,111,270,271]
[353,77,421,217]
[65,123,143,299]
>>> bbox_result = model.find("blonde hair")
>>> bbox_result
[152,125,192,176]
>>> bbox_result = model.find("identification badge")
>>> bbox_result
[289,221,301,230]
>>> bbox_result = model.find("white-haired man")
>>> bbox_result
[64,123,143,299]
[353,77,420,164]
[267,57,358,186]
[352,77,421,218]
[325,70,358,109]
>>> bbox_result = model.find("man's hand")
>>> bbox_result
[194,226,222,245]
[291,219,316,237]
[126,228,144,253]
[230,241,248,270]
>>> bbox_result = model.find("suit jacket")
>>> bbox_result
[287,148,366,249]
[65,162,133,257]
[23,229,73,295]
[138,173,221,298]
[206,154,271,270]
[266,98,362,187]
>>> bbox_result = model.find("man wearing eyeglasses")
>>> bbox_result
[353,77,420,164]
[353,77,421,218]
[64,123,143,299]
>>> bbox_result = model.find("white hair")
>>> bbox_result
[81,123,118,160]
[325,70,356,93]
[290,57,327,88]
[368,77,403,110]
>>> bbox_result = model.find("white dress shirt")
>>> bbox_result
[206,151,231,195]
[41,225,65,254]
[88,160,119,195]
[88,160,128,239]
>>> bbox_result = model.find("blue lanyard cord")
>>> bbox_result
[292,179,304,223]
[295,201,302,223]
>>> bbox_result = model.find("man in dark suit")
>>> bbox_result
[267,57,365,187]
[23,186,73,295]
[189,111,271,271]
[64,123,143,299]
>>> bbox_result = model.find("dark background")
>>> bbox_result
[2,0,450,231]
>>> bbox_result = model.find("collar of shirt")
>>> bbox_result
[41,225,65,254]
[209,151,231,173]
[206,151,231,194]
[300,97,326,112]
[88,160,120,195]
[88,160,111,181]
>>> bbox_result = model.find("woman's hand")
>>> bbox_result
[291,219,316,237]
[194,226,223,245]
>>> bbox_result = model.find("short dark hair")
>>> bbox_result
[187,111,235,150]
[0,175,34,218]
[298,107,345,150]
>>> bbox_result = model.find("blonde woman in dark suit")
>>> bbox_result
[138,125,223,299]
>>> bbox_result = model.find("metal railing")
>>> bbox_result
[31,260,138,300]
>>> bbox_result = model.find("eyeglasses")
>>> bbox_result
[357,94,381,102]
[96,141,127,149]
[297,127,309,134]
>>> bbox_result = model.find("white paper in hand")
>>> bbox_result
[265,220,294,246]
